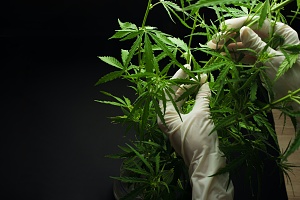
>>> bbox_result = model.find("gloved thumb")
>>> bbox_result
[240,26,277,55]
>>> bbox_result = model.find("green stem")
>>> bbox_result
[218,88,300,130]
[240,0,294,28]
[271,0,294,12]
[138,0,152,69]
[246,87,300,120]
[142,0,153,29]
[187,11,199,65]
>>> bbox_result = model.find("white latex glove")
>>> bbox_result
[157,65,234,200]
[207,16,300,130]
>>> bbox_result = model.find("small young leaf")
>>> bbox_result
[121,49,129,65]
[118,19,138,30]
[250,81,258,101]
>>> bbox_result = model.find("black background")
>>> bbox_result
[2,1,180,200]
[2,1,299,200]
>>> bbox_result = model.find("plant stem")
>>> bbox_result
[245,88,300,121]
[217,88,300,130]
[187,11,199,65]
[271,0,294,12]
[142,0,153,29]
[138,0,152,71]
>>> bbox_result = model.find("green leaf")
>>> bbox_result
[94,70,124,85]
[124,72,155,79]
[193,61,226,74]
[161,1,176,23]
[281,44,300,54]
[237,70,259,92]
[111,176,147,183]
[276,53,299,80]
[212,113,239,133]
[121,49,129,65]
[124,167,150,176]
[283,129,300,160]
[98,56,123,69]
[153,99,166,127]
[120,30,144,41]
[144,33,155,73]
[250,81,258,101]
[127,144,154,174]
[165,87,183,121]
[155,153,160,175]
[99,91,127,104]
[118,19,138,30]
[94,100,125,107]
[258,0,269,28]
[168,37,189,52]
[184,0,249,11]
[124,35,143,68]
[161,1,193,29]
[259,69,274,101]
[161,169,174,185]
[109,30,132,40]
[149,32,183,68]
[212,146,248,176]
[140,97,150,131]
[176,84,199,102]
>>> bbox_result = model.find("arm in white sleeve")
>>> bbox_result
[157,66,234,200]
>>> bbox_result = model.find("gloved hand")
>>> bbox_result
[157,65,234,200]
[207,16,300,129]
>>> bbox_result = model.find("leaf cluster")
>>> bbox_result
[96,0,300,198]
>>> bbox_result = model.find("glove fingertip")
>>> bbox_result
[239,26,268,54]
[200,74,208,84]
[184,64,191,70]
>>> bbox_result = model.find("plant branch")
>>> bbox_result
[271,0,295,12]
[215,88,300,131]
[187,10,199,65]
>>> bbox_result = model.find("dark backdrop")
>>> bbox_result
[2,1,299,200]
[1,1,181,200]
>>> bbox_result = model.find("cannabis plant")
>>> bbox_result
[96,0,300,199]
